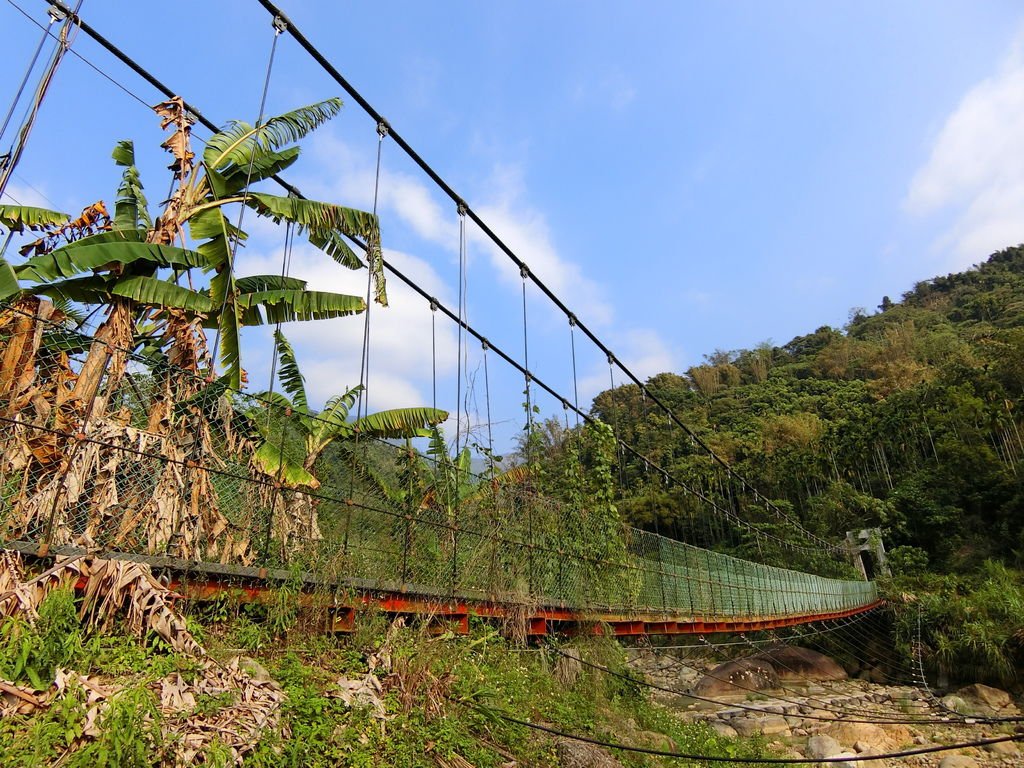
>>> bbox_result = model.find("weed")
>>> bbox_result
[68,687,164,768]
[0,588,83,688]
[228,614,271,652]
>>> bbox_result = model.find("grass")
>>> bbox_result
[0,588,776,767]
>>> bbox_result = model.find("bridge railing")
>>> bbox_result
[0,300,876,619]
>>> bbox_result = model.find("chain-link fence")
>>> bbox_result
[0,299,877,619]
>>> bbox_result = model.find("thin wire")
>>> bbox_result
[0,5,55,147]
[265,218,295,392]
[209,19,282,365]
[455,206,466,457]
[607,357,624,488]
[0,0,83,201]
[349,125,386,506]
[569,316,580,428]
[354,126,385,427]
[431,300,437,410]
[521,268,532,448]
[483,340,494,475]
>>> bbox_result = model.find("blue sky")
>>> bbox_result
[2,0,1024,452]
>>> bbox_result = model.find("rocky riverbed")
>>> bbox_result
[623,647,1023,767]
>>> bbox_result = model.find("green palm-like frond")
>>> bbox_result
[0,257,18,300]
[111,275,213,313]
[0,203,69,233]
[111,140,152,232]
[48,295,89,325]
[271,330,308,413]
[237,289,365,326]
[425,426,450,467]
[34,275,111,304]
[212,269,243,387]
[207,148,301,196]
[202,98,343,174]
[354,407,448,439]
[39,327,91,356]
[307,388,363,453]
[188,207,245,254]
[244,192,378,239]
[319,388,361,424]
[309,229,364,271]
[252,441,319,488]
[18,238,204,282]
[245,191,386,306]
[235,274,307,293]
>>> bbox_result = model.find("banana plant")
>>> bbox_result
[249,330,447,488]
[0,203,69,299]
[2,96,384,411]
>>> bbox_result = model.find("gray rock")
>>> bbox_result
[853,741,879,755]
[865,666,886,684]
[937,756,978,768]
[556,737,624,768]
[806,734,844,759]
[708,722,737,738]
[756,646,848,682]
[983,739,1020,757]
[956,683,1012,711]
[694,659,780,696]
[732,715,790,737]
[238,656,272,683]
[940,695,972,715]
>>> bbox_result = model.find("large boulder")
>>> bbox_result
[955,684,1014,714]
[693,646,846,696]
[694,658,780,696]
[755,646,847,682]
[806,734,844,759]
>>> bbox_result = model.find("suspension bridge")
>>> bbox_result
[0,0,882,641]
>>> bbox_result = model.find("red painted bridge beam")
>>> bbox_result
[99,573,882,638]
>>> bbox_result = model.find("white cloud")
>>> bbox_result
[306,132,614,326]
[906,34,1024,265]
[290,128,677,416]
[239,244,458,413]
[306,132,458,245]
[1,180,52,209]
[578,328,680,402]
[470,164,614,326]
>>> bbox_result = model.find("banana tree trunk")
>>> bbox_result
[0,297,53,414]
[70,297,135,418]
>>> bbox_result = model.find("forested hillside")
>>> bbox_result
[592,246,1024,576]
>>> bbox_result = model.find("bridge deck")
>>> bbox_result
[7,540,883,637]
